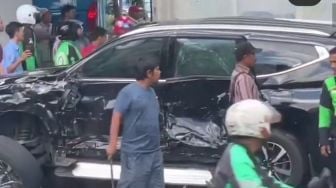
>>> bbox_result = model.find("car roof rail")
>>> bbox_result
[154,17,335,37]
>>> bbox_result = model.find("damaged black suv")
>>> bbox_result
[0,17,334,188]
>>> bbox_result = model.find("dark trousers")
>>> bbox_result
[117,150,164,188]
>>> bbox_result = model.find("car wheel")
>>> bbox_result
[0,136,42,188]
[260,129,306,186]
[0,115,49,166]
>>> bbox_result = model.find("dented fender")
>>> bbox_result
[0,76,69,135]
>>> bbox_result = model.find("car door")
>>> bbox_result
[159,34,245,164]
[65,36,170,141]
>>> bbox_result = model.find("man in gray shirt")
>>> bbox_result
[33,9,53,67]
[229,41,263,104]
[106,55,163,188]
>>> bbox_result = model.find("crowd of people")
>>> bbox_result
[1,3,335,188]
[0,3,146,76]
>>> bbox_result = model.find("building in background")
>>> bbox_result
[152,0,335,23]
[0,0,32,45]
[1,0,334,45]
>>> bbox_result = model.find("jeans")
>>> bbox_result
[117,150,164,188]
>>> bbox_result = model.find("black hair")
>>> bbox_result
[235,49,255,62]
[89,27,107,42]
[134,55,160,81]
[235,53,245,62]
[58,21,81,41]
[61,4,76,18]
[234,41,260,62]
[329,47,336,55]
[5,22,23,39]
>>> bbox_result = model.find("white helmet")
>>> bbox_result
[16,4,40,24]
[225,100,281,139]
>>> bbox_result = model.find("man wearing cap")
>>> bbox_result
[229,41,263,104]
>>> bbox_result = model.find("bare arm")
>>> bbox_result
[6,50,31,74]
[107,112,122,159]
[106,90,130,159]
[7,57,24,73]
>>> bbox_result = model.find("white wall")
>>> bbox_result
[153,0,237,21]
[153,0,336,22]
[0,0,32,45]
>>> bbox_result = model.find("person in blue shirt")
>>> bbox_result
[106,55,163,188]
[3,22,31,75]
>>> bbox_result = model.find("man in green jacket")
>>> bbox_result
[319,47,336,157]
[208,99,292,188]
[318,47,336,187]
[54,21,82,66]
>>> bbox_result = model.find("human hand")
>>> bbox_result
[106,144,117,160]
[320,145,331,157]
[20,50,32,61]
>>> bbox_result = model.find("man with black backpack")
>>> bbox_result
[229,41,263,104]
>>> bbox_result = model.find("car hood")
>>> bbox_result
[0,67,67,86]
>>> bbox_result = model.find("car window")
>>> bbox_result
[79,38,164,78]
[250,40,319,75]
[174,38,237,77]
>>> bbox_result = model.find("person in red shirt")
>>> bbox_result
[128,5,146,23]
[113,10,137,36]
[81,27,107,58]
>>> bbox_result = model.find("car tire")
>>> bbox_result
[0,114,48,165]
[0,136,42,188]
[263,129,306,186]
